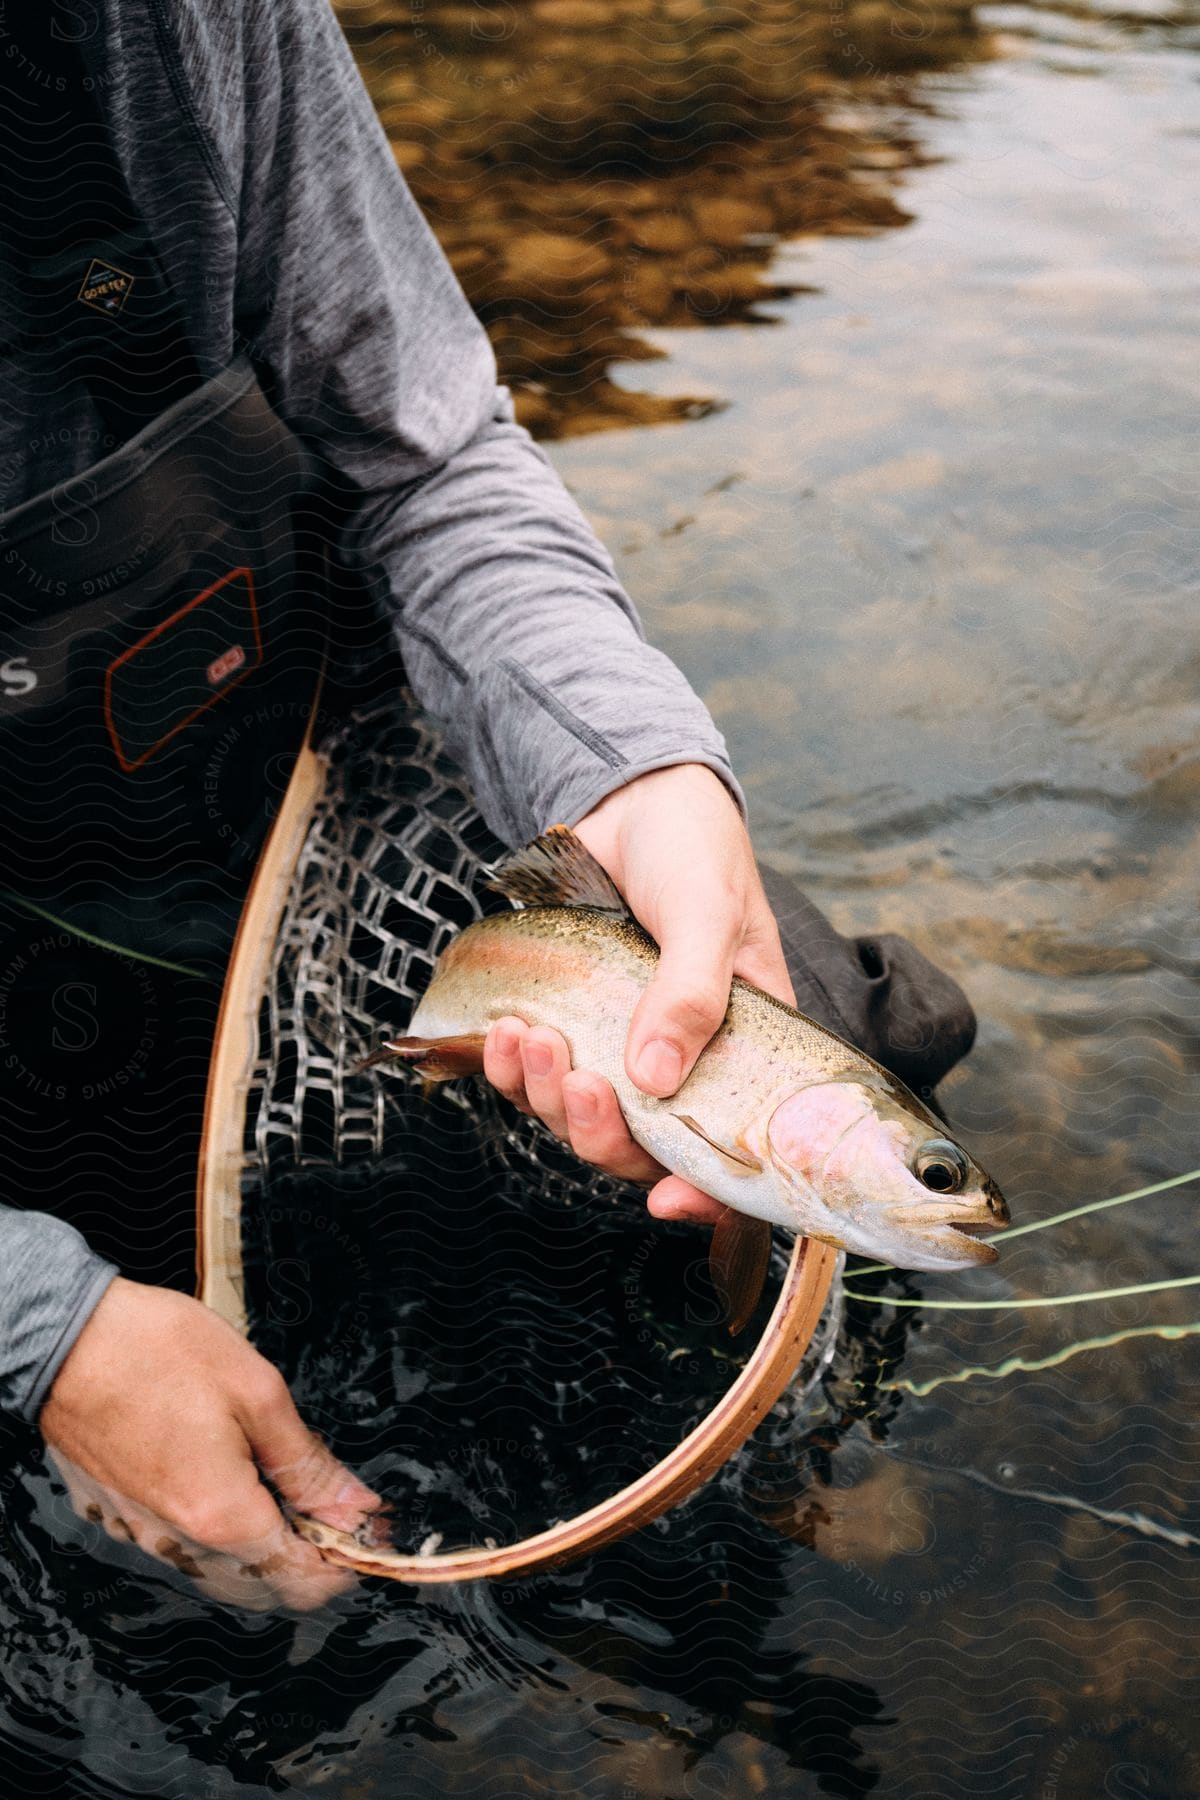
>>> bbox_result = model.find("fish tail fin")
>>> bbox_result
[487,825,629,914]
[357,1033,487,1082]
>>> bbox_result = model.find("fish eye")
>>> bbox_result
[913,1138,969,1194]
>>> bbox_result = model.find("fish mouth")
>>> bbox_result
[944,1219,1000,1263]
[938,1226,999,1264]
[896,1204,1003,1265]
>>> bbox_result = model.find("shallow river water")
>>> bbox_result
[2,0,1199,1794]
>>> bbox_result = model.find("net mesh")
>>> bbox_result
[240,688,841,1400]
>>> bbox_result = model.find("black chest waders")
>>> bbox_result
[0,15,336,1290]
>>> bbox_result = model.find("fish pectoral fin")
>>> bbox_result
[487,825,629,914]
[709,1209,773,1337]
[674,1113,764,1176]
[357,1033,487,1081]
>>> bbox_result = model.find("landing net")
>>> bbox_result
[239,689,841,1406]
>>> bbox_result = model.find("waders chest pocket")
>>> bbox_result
[103,567,263,771]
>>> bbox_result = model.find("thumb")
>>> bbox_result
[627,885,740,1097]
[238,1370,380,1533]
[731,903,795,1009]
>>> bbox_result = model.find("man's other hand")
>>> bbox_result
[39,1277,379,1611]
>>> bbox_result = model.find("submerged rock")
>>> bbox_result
[335,0,983,433]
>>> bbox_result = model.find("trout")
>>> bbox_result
[363,827,1009,1331]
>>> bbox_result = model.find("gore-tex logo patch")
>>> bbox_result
[206,644,246,687]
[78,258,135,315]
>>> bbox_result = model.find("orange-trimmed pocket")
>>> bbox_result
[103,567,262,772]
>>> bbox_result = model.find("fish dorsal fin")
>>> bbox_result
[488,825,629,914]
[675,1113,764,1176]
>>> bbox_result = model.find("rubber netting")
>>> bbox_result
[234,692,840,1546]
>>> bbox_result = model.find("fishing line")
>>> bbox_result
[846,1173,1200,1387]
[949,1463,1200,1550]
[851,1164,1200,1277]
[882,1319,1200,1396]
[878,1448,1200,1551]
[0,888,210,979]
[841,1272,1200,1308]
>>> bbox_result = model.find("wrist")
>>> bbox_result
[574,762,740,872]
[42,1275,134,1417]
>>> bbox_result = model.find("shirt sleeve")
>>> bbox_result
[0,1207,117,1422]
[177,0,743,846]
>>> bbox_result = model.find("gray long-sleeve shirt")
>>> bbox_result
[0,0,741,1419]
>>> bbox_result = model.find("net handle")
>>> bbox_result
[196,727,327,1332]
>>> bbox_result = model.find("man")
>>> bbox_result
[0,0,805,1607]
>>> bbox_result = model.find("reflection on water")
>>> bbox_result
[340,0,985,432]
[2,0,1199,1794]
[545,0,1200,1785]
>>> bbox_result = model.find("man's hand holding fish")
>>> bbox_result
[482,761,789,1229]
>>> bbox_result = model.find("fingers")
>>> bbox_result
[732,899,796,1008]
[572,762,796,1096]
[234,1358,382,1606]
[170,1465,357,1612]
[484,1018,664,1184]
[626,882,797,1096]
[626,889,741,1097]
[483,1016,536,1115]
[561,1071,665,1185]
[49,1442,354,1612]
[38,1280,369,1612]
[238,1364,380,1534]
[484,1017,573,1141]
[518,1024,573,1140]
[192,1480,356,1613]
[647,1174,729,1227]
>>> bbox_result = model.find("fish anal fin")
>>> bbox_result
[675,1113,764,1176]
[357,1034,487,1081]
[709,1210,773,1337]
[487,826,628,914]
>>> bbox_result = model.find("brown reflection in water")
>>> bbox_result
[337,0,989,435]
